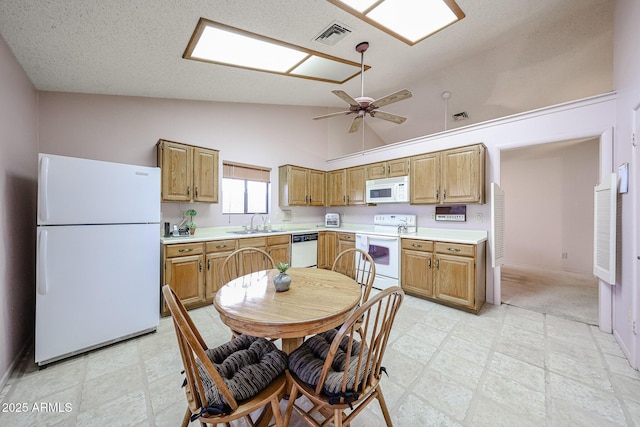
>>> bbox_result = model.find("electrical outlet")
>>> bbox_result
[561,252,568,259]
[476,213,483,222]
[431,213,435,220]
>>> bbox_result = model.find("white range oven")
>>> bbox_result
[356,214,416,290]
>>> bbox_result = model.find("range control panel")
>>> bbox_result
[435,206,467,222]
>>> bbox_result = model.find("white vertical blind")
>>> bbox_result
[593,173,617,284]
[491,182,505,268]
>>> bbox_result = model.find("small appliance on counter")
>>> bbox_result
[325,213,340,227]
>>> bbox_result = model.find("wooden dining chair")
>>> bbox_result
[220,247,275,285]
[162,285,287,427]
[332,247,376,304]
[284,286,405,427]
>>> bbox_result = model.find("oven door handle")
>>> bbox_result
[367,236,399,241]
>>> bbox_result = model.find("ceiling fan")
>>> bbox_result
[313,41,412,133]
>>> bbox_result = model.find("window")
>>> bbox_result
[222,161,271,214]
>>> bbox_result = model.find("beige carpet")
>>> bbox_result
[501,264,599,325]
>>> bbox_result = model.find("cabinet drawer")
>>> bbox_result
[206,240,237,253]
[338,233,354,241]
[165,243,204,258]
[435,242,475,257]
[401,239,433,252]
[267,234,290,246]
[238,237,267,248]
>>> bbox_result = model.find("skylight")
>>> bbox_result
[183,19,367,84]
[327,0,465,46]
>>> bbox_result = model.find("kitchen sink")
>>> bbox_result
[227,229,285,235]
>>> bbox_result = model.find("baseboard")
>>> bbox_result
[0,336,32,395]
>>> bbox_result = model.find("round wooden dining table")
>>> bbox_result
[214,268,362,354]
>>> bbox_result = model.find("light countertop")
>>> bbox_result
[161,223,487,245]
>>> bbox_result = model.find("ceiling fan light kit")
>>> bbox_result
[313,41,412,133]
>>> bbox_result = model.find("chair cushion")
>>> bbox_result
[196,335,288,408]
[288,329,367,394]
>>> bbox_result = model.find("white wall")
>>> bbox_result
[501,139,599,274]
[0,35,38,388]
[327,93,617,306]
[37,92,332,229]
[613,0,640,368]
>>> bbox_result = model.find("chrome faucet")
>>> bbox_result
[250,214,265,231]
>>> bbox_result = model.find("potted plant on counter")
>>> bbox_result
[185,209,197,235]
[274,262,291,292]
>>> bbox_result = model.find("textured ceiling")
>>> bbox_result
[0,0,614,144]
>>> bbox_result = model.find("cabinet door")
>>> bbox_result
[268,244,290,266]
[401,249,433,298]
[410,152,440,204]
[318,231,337,269]
[205,251,232,299]
[337,233,355,254]
[327,170,347,206]
[159,140,192,202]
[288,166,310,206]
[441,145,484,204]
[346,166,366,205]
[434,254,475,308]
[387,158,410,177]
[366,162,387,180]
[308,169,326,206]
[164,254,204,311]
[193,147,218,203]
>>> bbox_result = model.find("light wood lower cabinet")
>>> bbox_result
[162,235,293,316]
[337,232,355,254]
[318,231,337,269]
[267,234,291,266]
[401,239,486,313]
[162,242,206,316]
[204,240,237,301]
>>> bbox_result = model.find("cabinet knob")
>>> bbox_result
[178,248,193,253]
[187,186,190,196]
[428,258,432,268]
[216,244,226,249]
[436,259,440,269]
[195,187,199,197]
[207,259,211,270]
[447,247,461,252]
[411,243,422,248]
[199,261,202,272]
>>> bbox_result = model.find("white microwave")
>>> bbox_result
[365,176,410,204]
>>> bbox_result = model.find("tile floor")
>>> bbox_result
[1,294,640,426]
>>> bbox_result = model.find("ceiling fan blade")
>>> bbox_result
[369,110,407,124]
[313,111,353,120]
[332,90,360,107]
[370,89,412,109]
[348,115,362,133]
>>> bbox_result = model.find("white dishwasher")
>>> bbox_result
[290,232,318,268]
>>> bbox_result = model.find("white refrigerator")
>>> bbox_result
[36,154,161,365]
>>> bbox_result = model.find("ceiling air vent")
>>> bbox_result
[314,21,352,46]
[452,111,469,122]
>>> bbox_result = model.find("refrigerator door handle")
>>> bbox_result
[37,230,48,295]
[39,156,50,222]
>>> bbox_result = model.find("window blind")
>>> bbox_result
[222,161,271,183]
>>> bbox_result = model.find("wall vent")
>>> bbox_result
[452,111,469,121]
[314,21,352,46]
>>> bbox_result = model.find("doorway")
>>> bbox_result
[500,138,600,325]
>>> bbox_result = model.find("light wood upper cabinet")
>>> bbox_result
[366,158,410,180]
[346,166,366,205]
[157,139,219,203]
[327,167,366,206]
[193,147,219,203]
[440,145,485,204]
[327,169,347,206]
[278,165,325,207]
[410,144,485,205]
[410,152,440,204]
